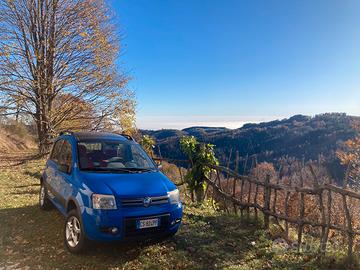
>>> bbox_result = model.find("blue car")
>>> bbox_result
[39,131,183,253]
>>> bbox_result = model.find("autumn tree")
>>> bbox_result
[51,94,96,132]
[140,135,155,157]
[337,120,360,187]
[251,162,276,181]
[110,89,137,135]
[0,0,133,154]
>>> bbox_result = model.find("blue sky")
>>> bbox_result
[110,0,360,130]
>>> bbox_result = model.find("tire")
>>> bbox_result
[64,209,89,253]
[39,181,52,210]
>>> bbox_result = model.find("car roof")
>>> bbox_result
[62,132,132,142]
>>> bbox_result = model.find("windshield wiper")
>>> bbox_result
[81,167,135,173]
[123,168,156,172]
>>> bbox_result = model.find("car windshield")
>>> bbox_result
[77,140,157,172]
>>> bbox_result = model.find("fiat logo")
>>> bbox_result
[143,197,152,207]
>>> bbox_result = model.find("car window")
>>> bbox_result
[50,140,64,163]
[77,140,156,170]
[58,140,72,168]
[130,144,151,168]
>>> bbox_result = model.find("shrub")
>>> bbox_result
[180,136,218,202]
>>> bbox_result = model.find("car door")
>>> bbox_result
[56,139,74,208]
[45,139,64,205]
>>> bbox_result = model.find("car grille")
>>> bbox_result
[120,195,169,207]
[124,214,170,237]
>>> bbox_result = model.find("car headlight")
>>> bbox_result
[92,194,117,210]
[168,189,180,204]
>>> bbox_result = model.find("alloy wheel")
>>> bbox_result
[65,216,81,248]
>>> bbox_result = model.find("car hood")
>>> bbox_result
[79,171,176,198]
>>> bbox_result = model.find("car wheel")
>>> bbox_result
[64,209,89,253]
[39,181,52,210]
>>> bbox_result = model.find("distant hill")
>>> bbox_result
[142,113,359,179]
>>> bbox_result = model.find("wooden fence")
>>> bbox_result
[156,158,360,257]
[205,163,360,257]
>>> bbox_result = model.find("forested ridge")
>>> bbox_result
[143,113,358,180]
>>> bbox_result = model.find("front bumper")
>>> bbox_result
[80,202,183,241]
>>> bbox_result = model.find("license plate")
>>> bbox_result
[136,218,160,229]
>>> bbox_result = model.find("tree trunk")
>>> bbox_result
[36,119,51,155]
[195,182,205,203]
[35,100,52,155]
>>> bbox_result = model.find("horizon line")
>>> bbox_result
[136,112,357,131]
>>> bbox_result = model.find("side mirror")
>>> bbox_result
[59,164,70,174]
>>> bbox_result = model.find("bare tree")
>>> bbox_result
[0,0,131,153]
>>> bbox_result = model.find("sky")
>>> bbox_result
[110,0,360,130]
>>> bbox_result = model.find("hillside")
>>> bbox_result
[142,113,358,178]
[0,127,35,154]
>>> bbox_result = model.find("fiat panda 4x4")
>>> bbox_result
[39,131,183,253]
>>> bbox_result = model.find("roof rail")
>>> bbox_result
[120,133,134,141]
[59,130,73,136]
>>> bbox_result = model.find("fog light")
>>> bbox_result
[111,227,118,234]
[171,218,181,226]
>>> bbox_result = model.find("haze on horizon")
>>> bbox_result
[112,0,360,130]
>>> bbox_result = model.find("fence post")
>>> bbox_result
[342,163,353,258]
[247,182,252,219]
[254,183,259,220]
[226,148,233,190]
[323,178,332,255]
[297,169,305,252]
[240,178,245,218]
[216,169,229,213]
[272,166,281,223]
[284,173,292,238]
[263,174,271,229]
[233,151,239,214]
[309,165,327,255]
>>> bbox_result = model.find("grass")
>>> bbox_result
[0,157,359,269]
